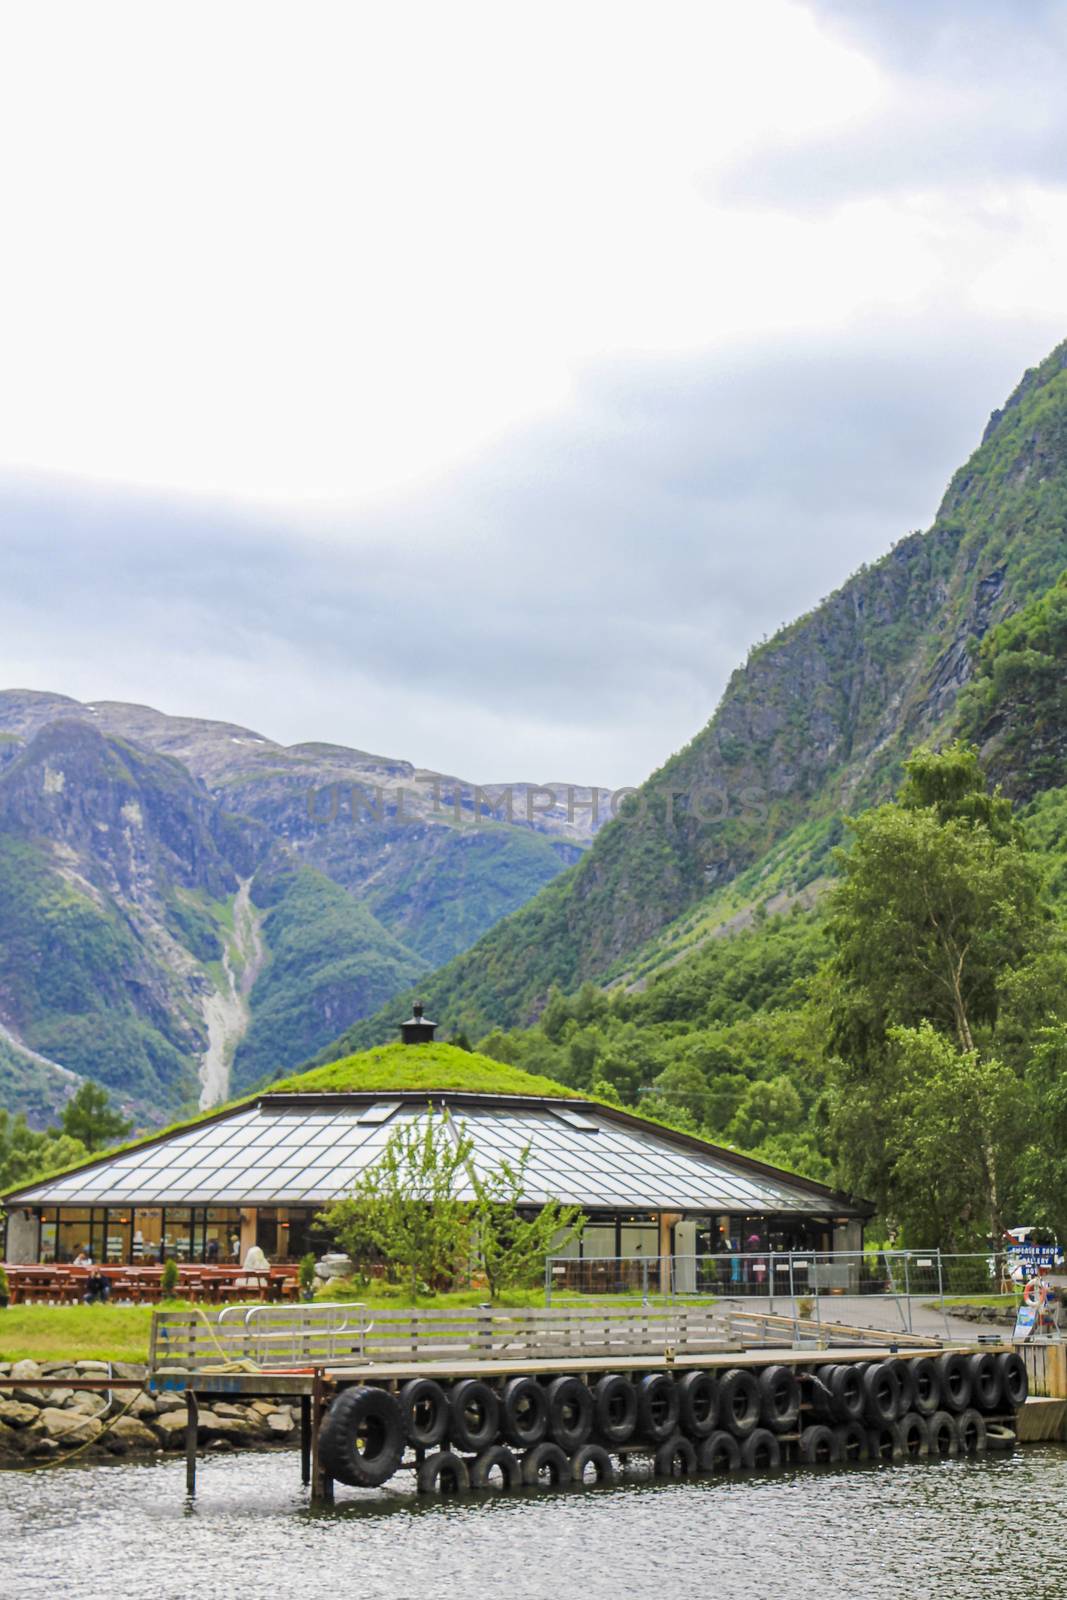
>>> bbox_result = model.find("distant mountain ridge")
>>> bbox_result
[0,693,602,1123]
[311,338,1067,1055]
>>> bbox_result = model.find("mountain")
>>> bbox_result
[312,338,1067,1055]
[0,696,602,1122]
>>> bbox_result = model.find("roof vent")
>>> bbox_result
[400,1001,437,1046]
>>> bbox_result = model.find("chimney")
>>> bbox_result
[399,1001,437,1046]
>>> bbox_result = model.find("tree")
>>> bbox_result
[319,1110,473,1300]
[0,1111,87,1192]
[467,1144,583,1300]
[60,1080,133,1153]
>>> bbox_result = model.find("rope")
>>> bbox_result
[6,1369,153,1472]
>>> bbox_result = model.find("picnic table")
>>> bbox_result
[3,1262,300,1305]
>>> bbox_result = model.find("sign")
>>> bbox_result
[1008,1244,1063,1268]
[1012,1302,1039,1343]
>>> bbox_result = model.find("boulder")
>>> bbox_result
[9,1359,45,1405]
[35,1407,103,1445]
[43,1387,74,1407]
[101,1416,160,1455]
[266,1412,294,1436]
[152,1411,190,1449]
[128,1393,158,1420]
[110,1362,148,1382]
[64,1392,108,1417]
[10,1359,42,1381]
[197,1411,256,1442]
[153,1393,188,1414]
[0,1400,39,1430]
[41,1364,80,1380]
[212,1403,248,1419]
[75,1360,111,1374]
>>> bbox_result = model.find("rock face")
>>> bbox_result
[0,696,597,1121]
[317,338,1067,1048]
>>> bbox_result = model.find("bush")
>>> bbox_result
[161,1258,179,1296]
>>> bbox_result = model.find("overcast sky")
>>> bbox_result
[1,0,1065,787]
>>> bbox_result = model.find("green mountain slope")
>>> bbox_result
[312,339,1067,1055]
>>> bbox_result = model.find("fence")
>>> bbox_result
[544,1249,1017,1335]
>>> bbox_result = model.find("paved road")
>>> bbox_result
[716,1293,998,1343]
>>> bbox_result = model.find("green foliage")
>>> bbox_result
[59,1080,133,1153]
[319,1110,474,1300]
[298,1252,318,1297]
[161,1258,179,1295]
[468,1145,583,1300]
[268,1040,578,1098]
[0,1109,88,1192]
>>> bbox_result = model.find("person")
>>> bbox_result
[230,1235,241,1262]
[84,1268,111,1304]
[72,1245,92,1267]
[205,1238,219,1263]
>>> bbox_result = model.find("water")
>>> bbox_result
[2,1448,1066,1600]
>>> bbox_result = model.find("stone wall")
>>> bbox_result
[0,1359,301,1463]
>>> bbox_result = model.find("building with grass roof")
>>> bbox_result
[2,1023,869,1279]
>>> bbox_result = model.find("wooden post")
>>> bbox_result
[309,1370,334,1505]
[185,1390,199,1496]
[300,1394,312,1486]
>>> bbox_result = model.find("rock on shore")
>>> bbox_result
[0,1360,303,1464]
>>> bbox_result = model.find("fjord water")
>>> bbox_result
[2,1449,1066,1600]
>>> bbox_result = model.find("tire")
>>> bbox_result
[910,1358,942,1418]
[867,1425,900,1462]
[593,1374,637,1445]
[895,1411,929,1459]
[834,1422,869,1463]
[546,1376,593,1452]
[740,1428,781,1470]
[759,1365,801,1433]
[697,1430,741,1474]
[318,1386,405,1488]
[985,1423,1015,1452]
[521,1441,571,1488]
[829,1364,866,1424]
[469,1444,522,1490]
[862,1363,898,1426]
[654,1435,699,1478]
[892,1361,916,1420]
[809,1365,837,1421]
[719,1368,761,1439]
[399,1378,450,1448]
[926,1410,959,1459]
[570,1443,616,1486]
[417,1450,469,1494]
[956,1407,987,1456]
[637,1373,679,1443]
[997,1350,1028,1409]
[501,1376,548,1449]
[968,1352,1002,1413]
[449,1378,500,1454]
[937,1352,972,1414]
[799,1424,840,1465]
[677,1370,719,1438]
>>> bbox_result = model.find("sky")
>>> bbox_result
[1,0,1065,787]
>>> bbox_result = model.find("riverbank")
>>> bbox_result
[0,1359,299,1465]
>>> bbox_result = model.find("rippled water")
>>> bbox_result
[2,1447,1066,1600]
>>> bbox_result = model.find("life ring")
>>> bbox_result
[1023,1277,1049,1308]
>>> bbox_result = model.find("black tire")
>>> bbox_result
[927,1410,959,1459]
[834,1422,869,1463]
[521,1441,571,1487]
[956,1407,988,1456]
[740,1428,781,1470]
[829,1364,866,1424]
[449,1378,500,1453]
[985,1423,1015,1452]
[892,1361,916,1420]
[799,1424,840,1465]
[654,1435,699,1478]
[997,1350,1028,1409]
[637,1373,679,1443]
[593,1374,637,1445]
[808,1365,837,1421]
[318,1386,405,1488]
[677,1370,720,1438]
[719,1368,761,1439]
[937,1352,972,1414]
[501,1376,548,1449]
[862,1363,898,1426]
[867,1425,900,1462]
[910,1358,941,1418]
[895,1411,929,1459]
[570,1443,616,1486]
[469,1444,522,1490]
[968,1352,1002,1413]
[759,1364,801,1433]
[417,1450,469,1494]
[399,1377,450,1448]
[546,1376,593,1452]
[697,1430,741,1473]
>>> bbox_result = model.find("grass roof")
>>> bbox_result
[267,1040,578,1099]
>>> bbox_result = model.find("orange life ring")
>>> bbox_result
[1023,1277,1049,1308]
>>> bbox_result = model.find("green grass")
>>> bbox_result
[268,1040,578,1098]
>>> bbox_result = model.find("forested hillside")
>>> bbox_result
[316,339,1067,1057]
